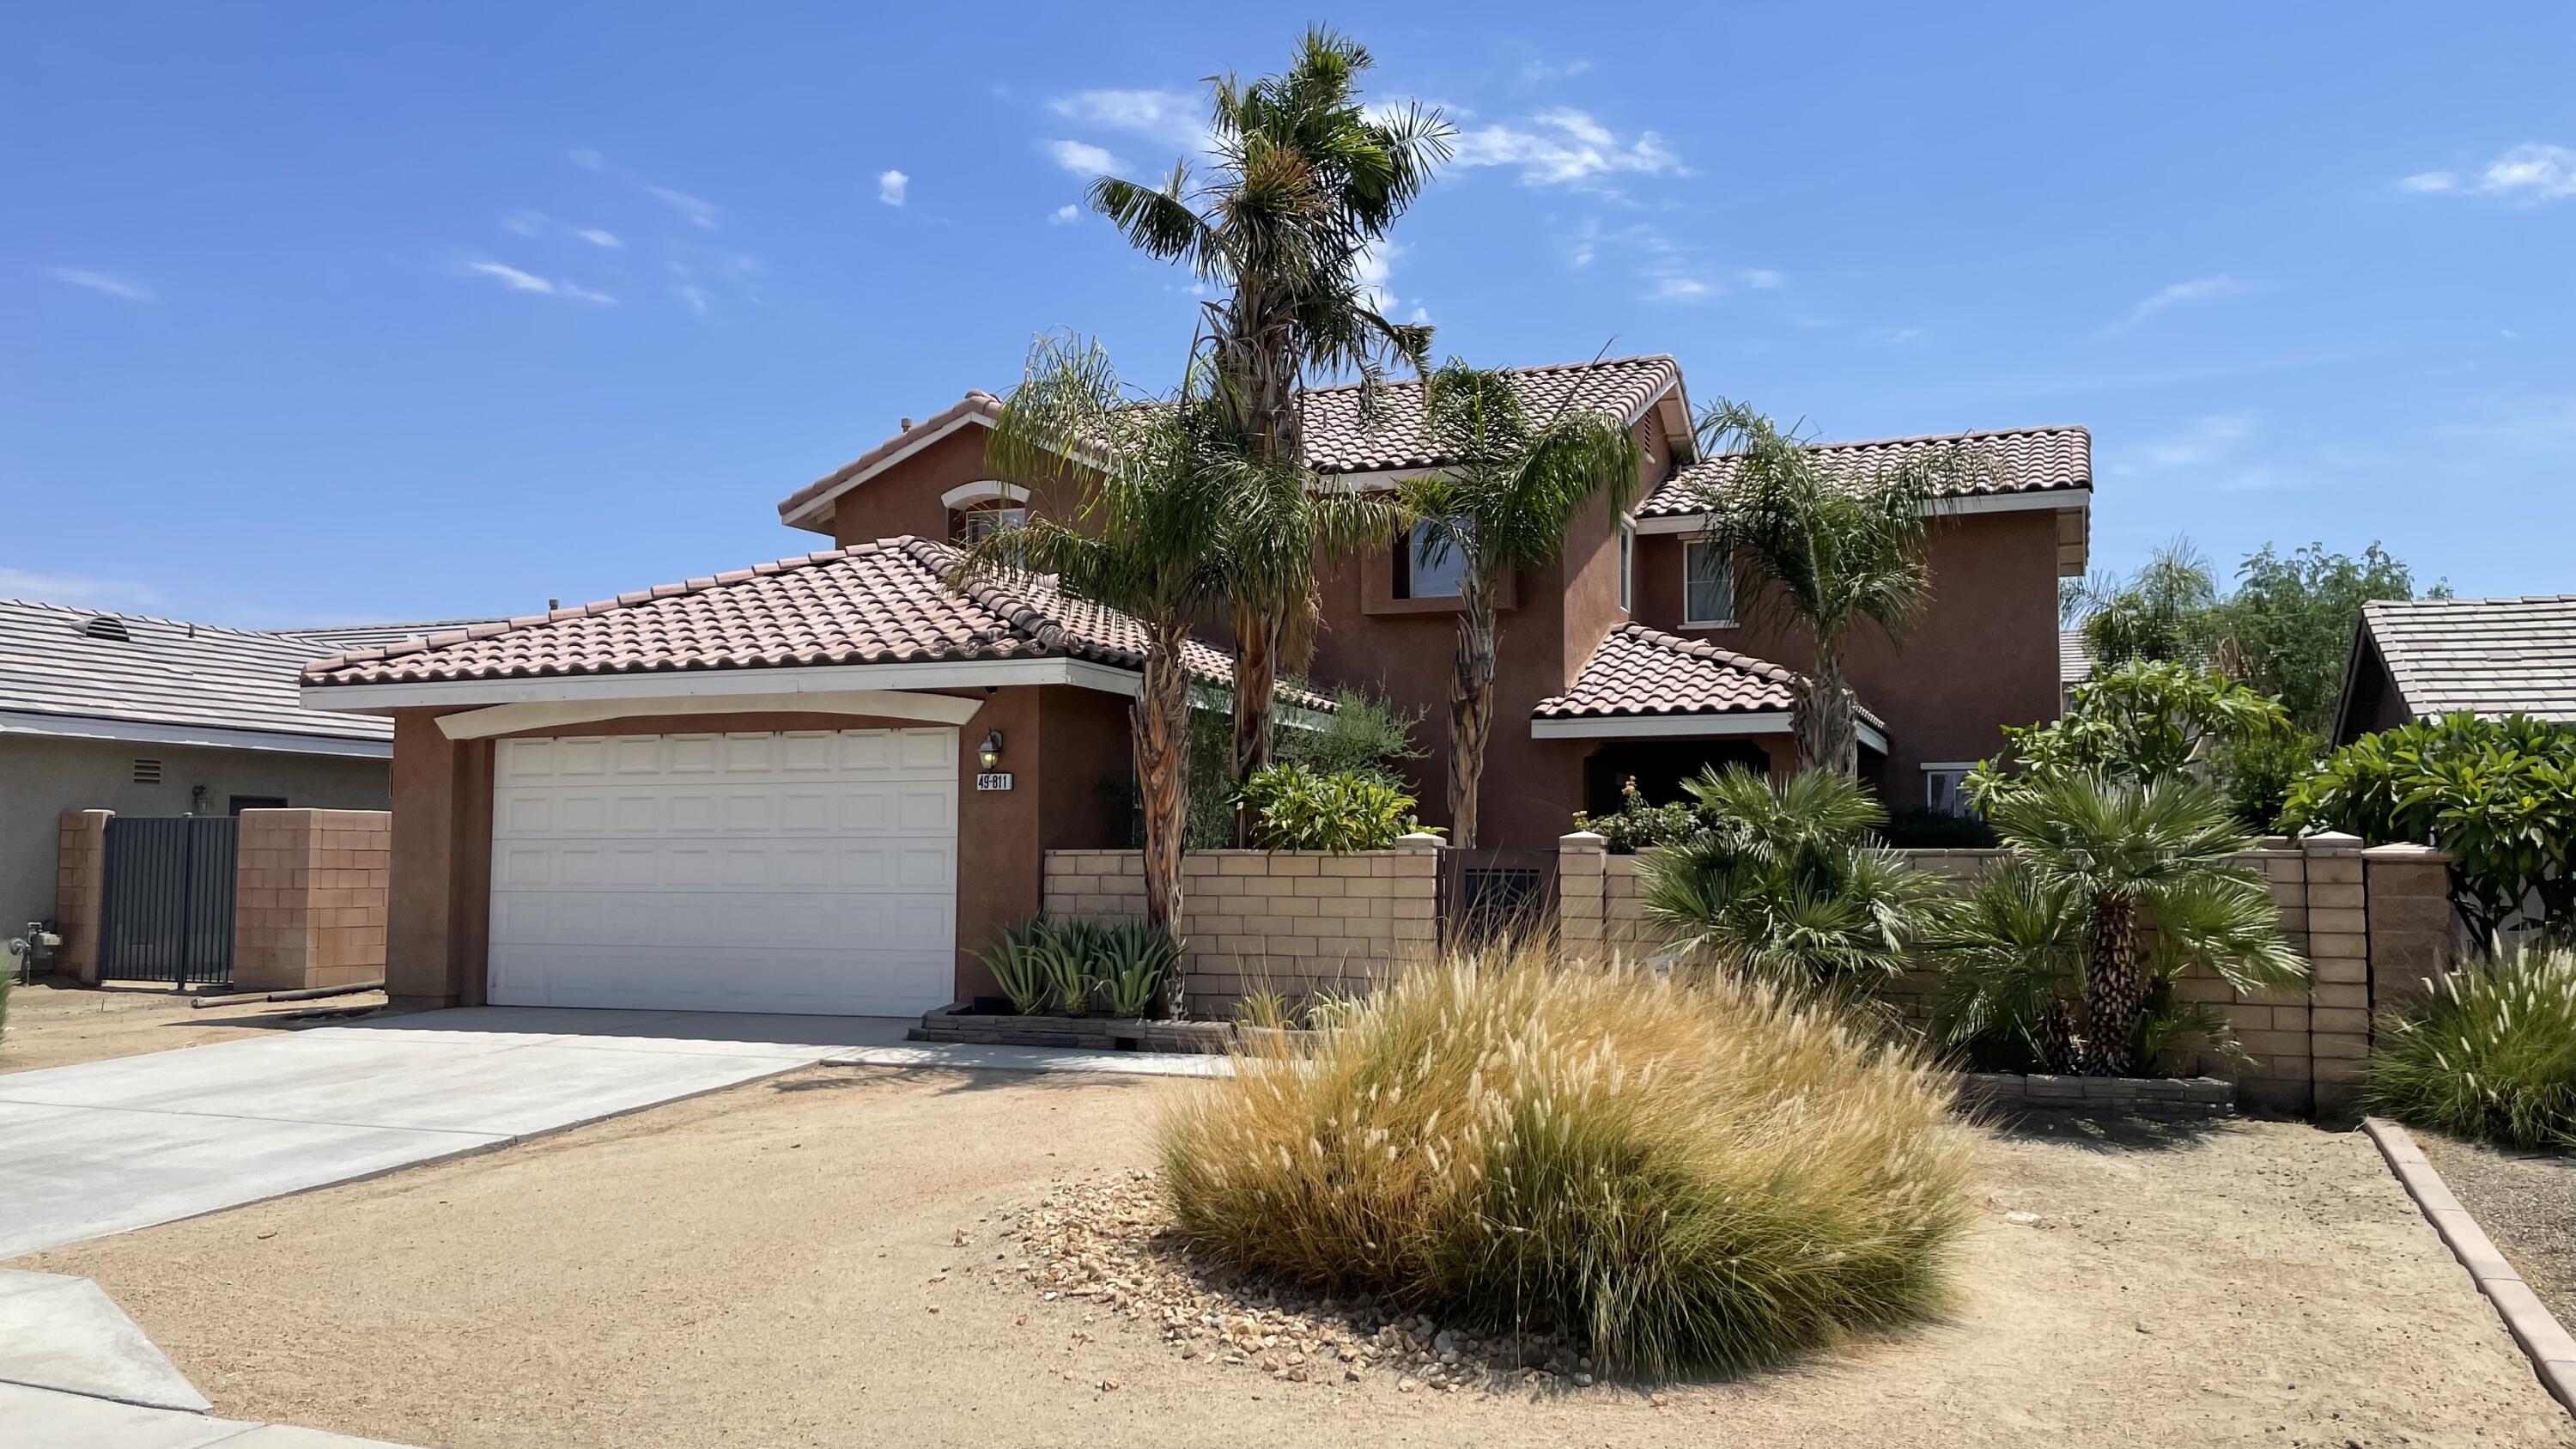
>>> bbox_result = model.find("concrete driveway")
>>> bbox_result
[0,1007,911,1260]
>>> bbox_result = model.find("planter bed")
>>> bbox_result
[909,1004,1249,1055]
[1959,1071,2235,1122]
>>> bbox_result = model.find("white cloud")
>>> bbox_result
[1517,58,1593,85]
[2219,464,2299,493]
[0,566,164,609]
[1865,326,1929,348]
[1569,240,1595,269]
[1355,240,1400,314]
[2117,411,2256,475]
[42,267,155,302]
[1734,267,1785,289]
[877,169,908,207]
[1046,139,1128,178]
[1452,107,1681,188]
[502,210,548,236]
[1644,275,1716,304]
[1048,204,1082,226]
[671,283,713,317]
[2397,171,2458,194]
[644,185,720,229]
[2397,143,2576,203]
[459,261,614,304]
[1048,88,1206,150]
[577,228,622,248]
[2099,273,2249,336]
[568,147,605,169]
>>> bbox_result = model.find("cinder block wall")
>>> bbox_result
[233,809,392,992]
[1040,845,1441,1016]
[52,809,112,983]
[1562,831,2453,1116]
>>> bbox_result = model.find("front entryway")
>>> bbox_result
[487,728,957,1015]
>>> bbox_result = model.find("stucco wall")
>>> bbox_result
[1041,846,1440,1015]
[1561,832,2450,1114]
[3,734,386,932]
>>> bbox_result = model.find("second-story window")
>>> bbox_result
[957,503,1027,545]
[1398,519,1467,600]
[1617,522,1634,612]
[1683,538,1735,626]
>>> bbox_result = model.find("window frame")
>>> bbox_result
[1399,518,1467,600]
[1681,538,1736,628]
[1920,762,1978,818]
[1617,520,1634,613]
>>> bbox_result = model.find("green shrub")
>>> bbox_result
[1571,776,1701,854]
[1879,807,1998,849]
[2364,948,2576,1148]
[2212,727,2318,833]
[1091,919,1183,1019]
[1277,686,1427,785]
[1229,989,1293,1031]
[1236,764,1433,852]
[975,917,1057,1015]
[1637,767,1945,991]
[2284,712,2576,941]
[1158,941,1972,1376]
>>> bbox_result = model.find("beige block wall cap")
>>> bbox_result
[1559,831,1609,850]
[2360,841,2450,861]
[2300,830,2366,854]
[1394,832,1444,850]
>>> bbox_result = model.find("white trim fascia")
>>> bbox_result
[0,709,392,759]
[435,689,986,740]
[939,480,1030,508]
[1315,465,1443,494]
[1917,759,1980,771]
[1532,712,1888,754]
[301,656,1148,713]
[782,413,997,529]
[1633,486,2094,535]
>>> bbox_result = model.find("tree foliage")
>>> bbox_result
[1691,402,1956,775]
[1402,358,1640,846]
[1277,686,1426,785]
[2282,712,2576,943]
[2066,538,2221,668]
[2212,542,2446,735]
[1969,659,2312,829]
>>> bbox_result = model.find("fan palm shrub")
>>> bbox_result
[1400,359,1640,845]
[1084,27,1451,826]
[2364,947,2576,1148]
[957,337,1255,1001]
[1971,773,2306,1075]
[1157,941,1972,1376]
[1688,402,1959,775]
[1637,767,1945,993]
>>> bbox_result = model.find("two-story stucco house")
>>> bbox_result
[304,354,2089,1018]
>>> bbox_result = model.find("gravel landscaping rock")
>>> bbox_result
[2416,1130,2576,1327]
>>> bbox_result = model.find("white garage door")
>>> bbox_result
[488,728,958,1016]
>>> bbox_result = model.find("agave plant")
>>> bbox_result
[975,917,1058,1015]
[1638,766,1945,991]
[1093,920,1185,1020]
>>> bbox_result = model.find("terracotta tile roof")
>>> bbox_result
[780,357,1685,527]
[301,538,1327,709]
[1536,624,1881,729]
[2360,594,2576,723]
[1296,355,1683,473]
[0,599,392,747]
[1637,424,2092,519]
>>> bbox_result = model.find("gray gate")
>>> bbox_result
[1437,846,1558,949]
[99,816,237,985]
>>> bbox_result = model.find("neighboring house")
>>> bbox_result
[2060,628,2095,710]
[2331,594,2576,746]
[312,352,2088,1018]
[0,601,473,929]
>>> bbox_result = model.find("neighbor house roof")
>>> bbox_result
[2061,630,2094,688]
[0,599,393,755]
[1534,624,1884,733]
[777,356,1690,529]
[1636,424,2093,519]
[302,536,1331,709]
[2347,594,2576,728]
[274,619,505,653]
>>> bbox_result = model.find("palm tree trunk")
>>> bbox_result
[1794,642,1860,776]
[2038,996,2081,1075]
[1447,575,1499,849]
[2082,891,2143,1075]
[1132,631,1194,1018]
[1230,608,1281,846]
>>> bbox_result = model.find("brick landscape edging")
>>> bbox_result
[1959,1072,2234,1121]
[2364,1117,2576,1416]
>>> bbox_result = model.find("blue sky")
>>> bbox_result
[5,3,2570,628]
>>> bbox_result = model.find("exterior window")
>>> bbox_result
[1924,767,1972,818]
[1683,539,1735,626]
[1617,522,1633,612]
[1400,520,1466,600]
[958,505,1026,545]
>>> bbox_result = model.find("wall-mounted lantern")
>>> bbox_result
[978,730,1005,772]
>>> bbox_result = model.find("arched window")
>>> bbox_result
[940,481,1030,545]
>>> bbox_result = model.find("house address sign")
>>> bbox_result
[975,772,1014,792]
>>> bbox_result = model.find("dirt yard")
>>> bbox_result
[2418,1129,2576,1328]
[18,1068,2569,1449]
[0,977,387,1075]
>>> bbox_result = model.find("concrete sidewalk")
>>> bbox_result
[0,1007,914,1260]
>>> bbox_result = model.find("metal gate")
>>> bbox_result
[99,816,237,985]
[1437,846,1559,949]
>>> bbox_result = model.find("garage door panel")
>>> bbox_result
[490,728,958,1016]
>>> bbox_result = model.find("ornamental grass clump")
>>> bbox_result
[1155,942,1972,1377]
[2365,948,2576,1149]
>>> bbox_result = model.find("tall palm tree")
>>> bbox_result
[1981,773,2305,1075]
[1690,402,1958,776]
[2064,536,2221,669]
[1084,27,1454,833]
[953,336,1263,1009]
[1401,360,1639,847]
